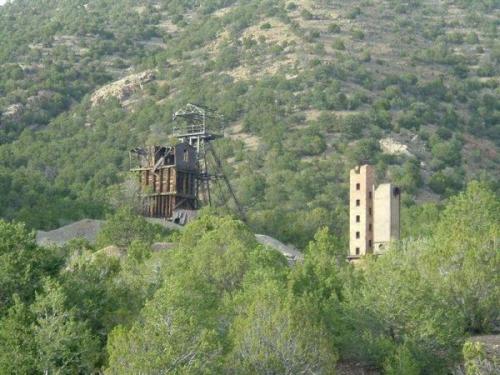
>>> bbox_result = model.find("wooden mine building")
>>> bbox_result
[130,103,244,225]
[130,142,198,222]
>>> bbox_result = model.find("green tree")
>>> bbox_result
[106,273,223,374]
[31,279,99,374]
[401,202,441,239]
[0,220,60,315]
[340,243,464,371]
[289,227,348,304]
[383,344,420,375]
[95,207,167,248]
[426,182,500,333]
[228,279,337,374]
[0,296,37,374]
[59,250,123,347]
[106,215,288,374]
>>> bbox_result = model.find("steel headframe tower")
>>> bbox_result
[172,103,245,219]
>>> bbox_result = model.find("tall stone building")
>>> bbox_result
[349,165,375,258]
[373,183,401,254]
[348,164,400,261]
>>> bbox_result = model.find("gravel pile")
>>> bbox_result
[36,220,304,266]
[36,219,104,246]
[255,234,303,264]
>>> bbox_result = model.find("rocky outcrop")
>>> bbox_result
[90,70,155,107]
[2,103,23,121]
[379,137,412,156]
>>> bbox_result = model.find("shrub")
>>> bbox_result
[332,38,346,50]
[352,29,365,40]
[347,7,361,19]
[384,345,420,375]
[328,23,341,33]
[96,207,168,249]
[301,9,313,20]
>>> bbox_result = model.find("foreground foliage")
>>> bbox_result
[0,182,497,373]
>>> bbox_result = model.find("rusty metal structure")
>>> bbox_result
[130,103,244,224]
[130,143,198,223]
[172,103,223,206]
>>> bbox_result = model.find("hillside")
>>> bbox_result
[0,0,499,246]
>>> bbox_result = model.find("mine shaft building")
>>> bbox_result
[130,143,198,222]
[348,164,400,262]
[129,103,245,225]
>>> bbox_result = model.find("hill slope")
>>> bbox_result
[0,0,499,246]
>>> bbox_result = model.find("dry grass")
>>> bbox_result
[158,19,179,34]
[241,18,300,45]
[226,122,261,151]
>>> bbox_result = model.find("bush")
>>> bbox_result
[431,139,461,167]
[384,345,420,375]
[96,207,168,249]
[352,29,365,40]
[332,38,346,50]
[328,23,341,33]
[429,168,464,195]
[347,7,361,19]
[465,32,480,44]
[477,63,495,77]
[260,22,272,30]
[300,9,313,20]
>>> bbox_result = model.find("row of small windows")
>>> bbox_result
[354,205,372,218]
[354,182,374,257]
[354,240,373,256]
[355,215,372,226]
[356,231,372,238]
[355,226,372,239]
[355,197,372,207]
[355,185,374,198]
[355,238,373,244]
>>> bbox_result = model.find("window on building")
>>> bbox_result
[356,215,360,223]
[368,240,372,248]
[356,199,360,206]
[356,231,360,239]
[368,191,372,199]
[356,183,360,190]
[368,207,372,216]
[368,223,372,232]
[183,149,189,162]
[356,247,360,255]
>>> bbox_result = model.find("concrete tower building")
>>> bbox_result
[349,165,375,259]
[348,164,400,261]
[373,183,400,254]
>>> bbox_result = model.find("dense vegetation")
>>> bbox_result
[0,0,498,246]
[0,182,498,373]
[0,1,498,371]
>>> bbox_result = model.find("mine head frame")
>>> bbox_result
[172,103,244,218]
